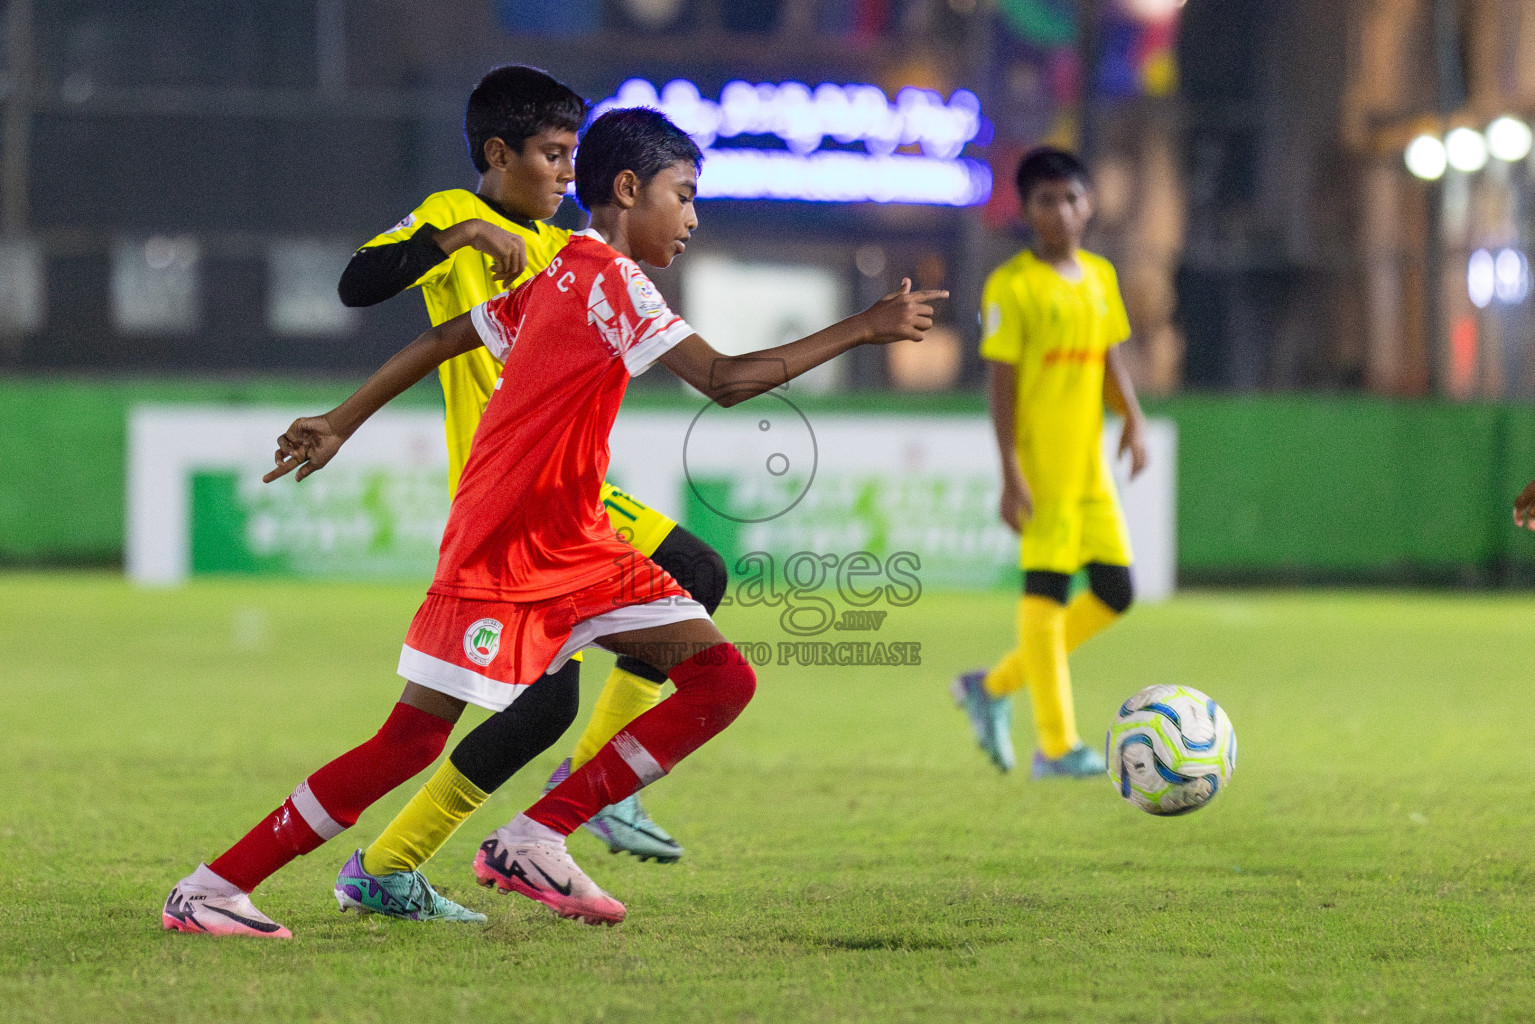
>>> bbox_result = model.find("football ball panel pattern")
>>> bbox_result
[1106,685,1235,816]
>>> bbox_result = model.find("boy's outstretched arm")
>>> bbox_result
[264,313,483,483]
[988,360,1032,533]
[1514,481,1535,529]
[660,279,946,407]
[1104,345,1149,479]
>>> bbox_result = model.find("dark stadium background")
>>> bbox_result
[5,0,1535,585]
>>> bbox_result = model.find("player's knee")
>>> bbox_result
[1087,563,1134,614]
[1024,570,1071,605]
[712,650,757,721]
[504,659,581,753]
[690,545,728,614]
[677,643,757,725]
[616,654,669,685]
[654,527,729,614]
[536,659,583,740]
[379,714,452,775]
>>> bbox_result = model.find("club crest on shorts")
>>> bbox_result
[463,618,503,667]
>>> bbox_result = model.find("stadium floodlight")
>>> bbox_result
[1486,116,1534,163]
[1405,134,1447,180]
[1468,249,1495,308]
[1495,248,1530,304]
[1445,127,1489,173]
[1122,0,1187,21]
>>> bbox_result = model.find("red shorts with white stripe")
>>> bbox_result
[397,564,708,711]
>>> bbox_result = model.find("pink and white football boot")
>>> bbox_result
[474,814,626,925]
[161,864,292,938]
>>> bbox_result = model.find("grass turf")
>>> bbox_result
[3,573,1534,1022]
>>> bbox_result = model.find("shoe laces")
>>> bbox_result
[385,870,434,913]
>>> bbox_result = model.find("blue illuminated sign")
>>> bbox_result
[591,78,992,207]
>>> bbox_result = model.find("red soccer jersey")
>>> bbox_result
[431,229,695,601]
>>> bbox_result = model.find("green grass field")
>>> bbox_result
[4,573,1535,1022]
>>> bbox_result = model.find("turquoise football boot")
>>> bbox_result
[585,794,684,864]
[1031,743,1108,780]
[950,669,1015,772]
[545,757,683,863]
[333,850,486,922]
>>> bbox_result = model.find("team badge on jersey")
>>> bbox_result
[389,212,416,234]
[463,618,503,667]
[619,260,666,319]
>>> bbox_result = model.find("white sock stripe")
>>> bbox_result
[611,733,666,787]
[290,779,346,840]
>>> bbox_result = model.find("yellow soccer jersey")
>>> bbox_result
[360,189,570,497]
[980,248,1133,572]
[980,248,1130,497]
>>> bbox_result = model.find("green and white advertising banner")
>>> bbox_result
[127,400,1175,598]
[128,406,450,585]
[606,403,1175,600]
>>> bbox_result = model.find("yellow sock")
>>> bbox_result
[988,589,1123,696]
[362,760,487,876]
[570,666,665,769]
[1064,591,1122,652]
[983,650,1026,697]
[1018,595,1079,759]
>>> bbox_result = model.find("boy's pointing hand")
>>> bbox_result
[1515,479,1535,530]
[264,416,346,484]
[861,278,950,344]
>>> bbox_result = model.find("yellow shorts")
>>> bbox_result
[1020,487,1132,574]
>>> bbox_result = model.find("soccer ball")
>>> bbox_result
[1106,685,1236,816]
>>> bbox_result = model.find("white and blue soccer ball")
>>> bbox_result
[1106,685,1236,816]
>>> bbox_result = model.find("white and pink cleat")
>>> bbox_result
[474,814,626,926]
[161,864,292,939]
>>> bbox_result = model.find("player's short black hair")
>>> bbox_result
[464,65,588,173]
[574,108,703,211]
[1014,146,1091,203]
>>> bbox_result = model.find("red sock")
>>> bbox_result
[527,643,756,835]
[208,702,454,892]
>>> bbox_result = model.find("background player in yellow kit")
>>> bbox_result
[952,147,1149,779]
[338,65,725,868]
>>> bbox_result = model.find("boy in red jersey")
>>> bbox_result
[165,107,944,933]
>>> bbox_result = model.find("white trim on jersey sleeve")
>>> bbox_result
[469,301,513,361]
[622,318,695,376]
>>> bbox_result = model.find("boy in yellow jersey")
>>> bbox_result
[952,147,1149,779]
[157,74,725,938]
[338,66,726,877]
